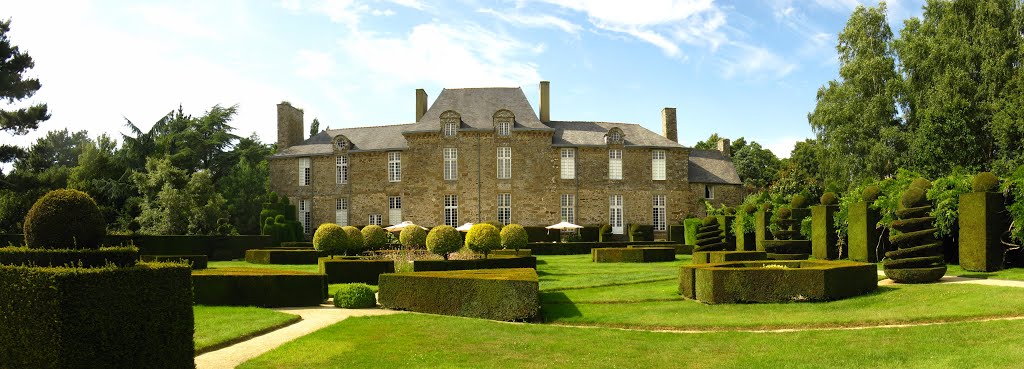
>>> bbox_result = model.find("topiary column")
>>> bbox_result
[717,207,737,250]
[884,184,946,283]
[811,192,841,260]
[959,172,1008,272]
[735,204,757,251]
[849,186,884,262]
[754,203,774,252]
[693,216,728,252]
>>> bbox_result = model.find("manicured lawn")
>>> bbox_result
[945,263,1024,281]
[194,306,300,353]
[240,313,1024,369]
[207,260,320,273]
[538,254,689,291]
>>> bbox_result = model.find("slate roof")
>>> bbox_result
[688,149,742,185]
[404,87,551,133]
[272,123,412,158]
[549,121,683,148]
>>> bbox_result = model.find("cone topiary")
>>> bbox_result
[426,225,462,260]
[313,223,348,257]
[972,172,999,193]
[24,189,106,249]
[862,185,882,202]
[884,187,946,283]
[693,216,728,252]
[820,192,838,206]
[342,226,365,254]
[361,225,388,249]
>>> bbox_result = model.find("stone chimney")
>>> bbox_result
[661,107,677,143]
[717,138,731,157]
[277,102,304,150]
[415,89,428,122]
[539,81,550,122]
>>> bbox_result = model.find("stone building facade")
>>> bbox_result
[268,82,742,239]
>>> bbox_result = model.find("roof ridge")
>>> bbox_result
[550,120,642,126]
[327,123,415,131]
[444,86,522,90]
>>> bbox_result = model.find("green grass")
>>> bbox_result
[193,306,300,353]
[240,313,1024,369]
[537,254,688,291]
[945,263,1024,281]
[207,260,319,273]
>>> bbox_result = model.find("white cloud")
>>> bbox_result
[279,0,302,12]
[295,50,336,79]
[478,8,582,34]
[720,43,796,79]
[386,0,426,11]
[130,3,222,39]
[756,135,808,159]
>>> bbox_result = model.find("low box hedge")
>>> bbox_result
[0,234,274,260]
[491,249,532,257]
[672,244,694,255]
[692,251,768,264]
[767,253,810,260]
[523,241,679,255]
[140,254,208,269]
[280,241,314,248]
[668,224,686,243]
[245,249,319,264]
[524,227,560,243]
[319,258,395,284]
[591,247,675,263]
[0,262,193,368]
[679,260,877,303]
[378,268,539,321]
[192,268,327,307]
[414,256,537,271]
[0,246,139,268]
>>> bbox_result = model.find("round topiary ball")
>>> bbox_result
[399,224,427,249]
[313,223,348,257]
[910,178,932,191]
[701,216,717,226]
[776,207,792,219]
[333,283,376,308]
[862,186,881,202]
[972,172,999,193]
[426,225,462,259]
[900,187,927,209]
[790,194,808,209]
[465,223,501,256]
[761,202,774,212]
[500,223,528,251]
[342,226,365,253]
[820,192,838,206]
[24,189,106,249]
[361,225,388,249]
[742,204,757,214]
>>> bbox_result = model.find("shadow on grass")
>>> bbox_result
[539,292,581,320]
[536,259,547,265]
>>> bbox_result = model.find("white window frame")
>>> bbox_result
[335,198,348,226]
[497,193,511,225]
[609,149,623,180]
[443,148,458,181]
[388,151,401,182]
[560,194,575,224]
[560,148,575,180]
[444,195,458,227]
[652,150,666,181]
[705,184,715,200]
[497,121,511,136]
[299,157,311,186]
[389,196,402,225]
[336,156,347,184]
[609,195,624,234]
[368,214,382,226]
[299,199,311,234]
[444,122,457,137]
[497,146,511,179]
[653,195,666,231]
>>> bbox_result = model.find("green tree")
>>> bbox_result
[772,139,825,199]
[732,141,780,189]
[0,19,49,137]
[309,118,320,138]
[218,157,268,234]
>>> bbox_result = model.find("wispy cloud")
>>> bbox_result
[720,43,797,79]
[478,8,582,34]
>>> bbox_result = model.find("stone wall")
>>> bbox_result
[688,183,745,217]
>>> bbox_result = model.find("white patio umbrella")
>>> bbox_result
[545,222,583,230]
[455,223,475,232]
[384,221,426,232]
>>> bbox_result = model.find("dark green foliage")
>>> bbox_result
[972,172,1000,192]
[927,172,972,239]
[101,234,272,260]
[691,251,767,265]
[901,188,927,208]
[280,241,314,248]
[523,226,560,243]
[862,186,881,202]
[723,207,737,215]
[628,224,654,242]
[414,256,537,271]
[668,224,686,243]
[910,178,932,191]
[776,207,792,219]
[763,240,811,255]
[426,225,462,259]
[811,205,840,260]
[597,224,612,242]
[680,260,878,303]
[820,192,838,205]
[959,192,1009,272]
[694,216,728,252]
[0,246,138,268]
[884,188,945,283]
[0,19,49,135]
[378,268,539,321]
[192,268,326,307]
[333,283,376,309]
[519,241,680,255]
[23,189,105,249]
[0,263,193,368]
[260,194,303,244]
[590,247,675,263]
[683,218,702,245]
[790,193,809,209]
[139,254,207,269]
[319,258,394,284]
[743,204,757,214]
[761,202,774,211]
[245,249,319,264]
[1005,165,1024,243]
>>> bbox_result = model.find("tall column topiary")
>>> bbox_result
[849,185,884,262]
[754,203,774,252]
[812,192,841,260]
[693,216,728,252]
[959,172,1008,272]
[426,225,462,260]
[717,207,737,249]
[23,189,106,249]
[884,184,946,283]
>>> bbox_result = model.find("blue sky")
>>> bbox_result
[2,0,925,158]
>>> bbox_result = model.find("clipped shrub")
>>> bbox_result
[313,223,348,257]
[680,260,877,303]
[776,207,792,220]
[500,224,528,251]
[378,268,539,321]
[426,225,462,260]
[910,177,932,191]
[333,283,377,308]
[901,187,927,209]
[0,246,138,268]
[790,193,809,209]
[319,258,394,284]
[245,249,319,264]
[466,223,501,257]
[742,204,757,214]
[862,186,881,202]
[884,187,946,284]
[820,192,838,205]
[361,225,388,249]
[23,189,105,249]
[693,216,728,252]
[761,202,774,212]
[192,267,326,307]
[973,172,999,193]
[341,226,365,253]
[399,224,427,249]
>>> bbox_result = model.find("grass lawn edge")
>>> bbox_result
[195,314,303,355]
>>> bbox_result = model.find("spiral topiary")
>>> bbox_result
[24,189,106,249]
[884,187,946,283]
[862,185,881,202]
[333,283,377,308]
[693,216,728,252]
[313,223,348,257]
[361,225,388,249]
[399,224,427,249]
[972,172,999,193]
[499,223,528,252]
[820,192,838,206]
[342,226,365,254]
[465,223,501,257]
[426,225,462,260]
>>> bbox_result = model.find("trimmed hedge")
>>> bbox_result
[192,267,327,307]
[0,263,194,368]
[668,224,686,243]
[413,256,537,271]
[763,240,811,255]
[672,244,694,255]
[140,254,208,269]
[591,247,675,263]
[848,202,884,262]
[692,251,768,265]
[754,210,773,252]
[319,258,395,284]
[679,260,877,303]
[959,192,1008,272]
[524,227,560,243]
[245,249,319,264]
[378,268,539,321]
[0,246,139,268]
[683,218,702,245]
[521,241,680,255]
[0,234,273,260]
[281,241,314,248]
[811,205,840,260]
[491,249,532,257]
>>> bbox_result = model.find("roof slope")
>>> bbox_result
[549,121,683,148]
[688,149,742,185]
[272,123,412,157]
[404,87,551,133]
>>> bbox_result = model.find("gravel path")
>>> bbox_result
[195,305,401,369]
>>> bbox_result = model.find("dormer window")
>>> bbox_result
[441,110,460,137]
[334,135,350,151]
[606,127,625,145]
[493,109,514,136]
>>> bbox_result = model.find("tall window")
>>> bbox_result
[609,149,622,180]
[389,196,402,225]
[444,195,458,227]
[560,148,575,179]
[388,152,401,182]
[443,148,458,180]
[336,156,347,184]
[609,195,624,234]
[299,199,311,234]
[496,121,511,136]
[368,214,382,226]
[335,198,348,226]
[652,150,666,180]
[497,193,511,225]
[652,195,666,231]
[299,157,311,186]
[704,184,715,199]
[560,194,575,224]
[497,147,511,179]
